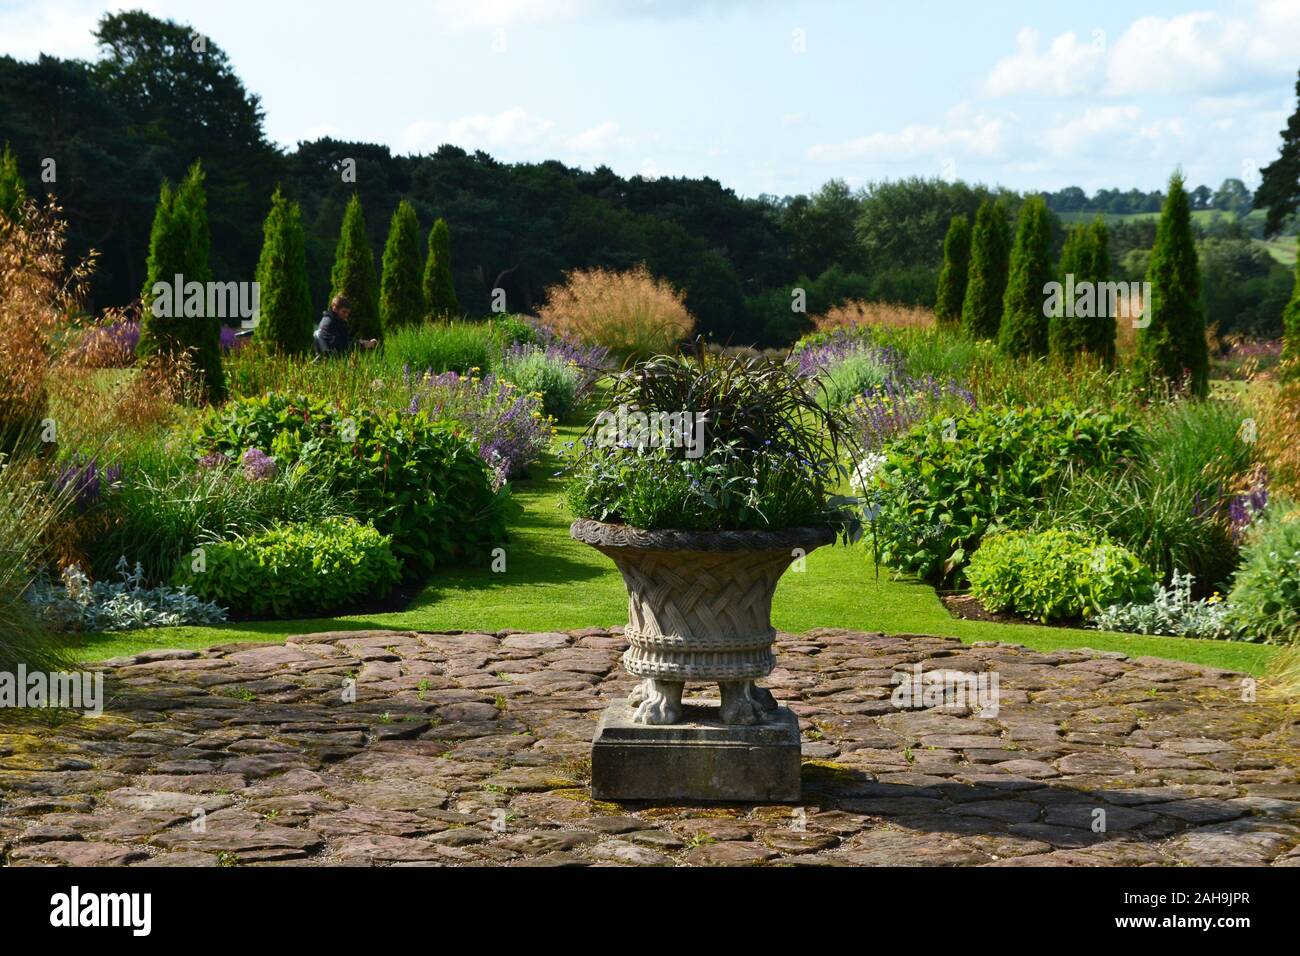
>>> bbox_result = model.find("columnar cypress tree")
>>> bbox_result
[330,194,380,340]
[999,196,1052,357]
[380,199,424,332]
[1138,173,1209,397]
[0,143,26,221]
[139,162,224,402]
[1083,218,1116,365]
[1282,234,1300,377]
[254,186,313,353]
[934,214,971,327]
[1050,217,1115,363]
[423,217,460,320]
[961,200,1011,339]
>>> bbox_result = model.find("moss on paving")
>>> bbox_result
[71,426,1279,676]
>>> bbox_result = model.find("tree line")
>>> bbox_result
[2,11,1299,350]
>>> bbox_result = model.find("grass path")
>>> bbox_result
[74,426,1278,676]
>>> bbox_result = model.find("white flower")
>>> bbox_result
[850,453,887,495]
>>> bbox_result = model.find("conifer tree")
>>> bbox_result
[139,162,224,402]
[330,194,380,339]
[960,200,1011,339]
[254,186,314,353]
[999,196,1052,357]
[1281,234,1300,378]
[380,199,424,332]
[1049,217,1115,363]
[1138,173,1209,397]
[0,143,27,221]
[934,214,971,327]
[423,217,460,320]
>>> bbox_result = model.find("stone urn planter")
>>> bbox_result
[571,519,836,725]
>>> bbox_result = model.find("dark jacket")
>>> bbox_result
[316,309,352,354]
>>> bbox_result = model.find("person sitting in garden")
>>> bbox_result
[315,294,377,355]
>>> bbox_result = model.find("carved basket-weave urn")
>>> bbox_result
[571,519,835,726]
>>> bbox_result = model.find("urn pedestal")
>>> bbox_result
[571,520,835,802]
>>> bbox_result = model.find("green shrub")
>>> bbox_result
[966,529,1153,623]
[92,459,347,584]
[194,393,509,573]
[866,403,1141,585]
[499,347,580,421]
[1040,398,1254,587]
[818,352,891,407]
[1092,571,1236,640]
[488,314,539,348]
[1227,503,1300,644]
[174,517,400,618]
[380,321,498,376]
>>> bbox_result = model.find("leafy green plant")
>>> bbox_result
[867,402,1141,584]
[1040,398,1254,588]
[966,529,1153,623]
[1227,503,1300,644]
[499,346,580,421]
[89,458,345,584]
[817,352,891,408]
[567,351,860,533]
[194,393,509,573]
[173,517,400,618]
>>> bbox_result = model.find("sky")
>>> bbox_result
[1,0,1299,199]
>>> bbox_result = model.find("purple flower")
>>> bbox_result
[198,451,230,471]
[240,447,277,481]
[53,456,123,512]
[220,325,247,352]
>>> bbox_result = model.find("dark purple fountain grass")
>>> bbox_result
[402,368,554,485]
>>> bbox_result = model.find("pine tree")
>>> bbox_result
[1282,234,1300,378]
[1257,69,1300,236]
[330,194,380,340]
[934,214,971,327]
[0,143,26,221]
[1138,173,1209,397]
[999,196,1052,357]
[380,199,424,332]
[423,217,460,320]
[139,162,224,402]
[254,186,314,353]
[960,200,1011,339]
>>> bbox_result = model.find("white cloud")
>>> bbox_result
[1044,106,1142,156]
[985,28,1106,97]
[0,0,139,60]
[565,120,622,153]
[428,0,758,31]
[806,116,1006,164]
[987,3,1300,99]
[401,108,556,154]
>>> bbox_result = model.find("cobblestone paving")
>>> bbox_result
[1,628,1297,866]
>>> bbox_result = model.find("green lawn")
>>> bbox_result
[73,426,1278,676]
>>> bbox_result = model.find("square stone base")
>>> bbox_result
[591,697,801,803]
